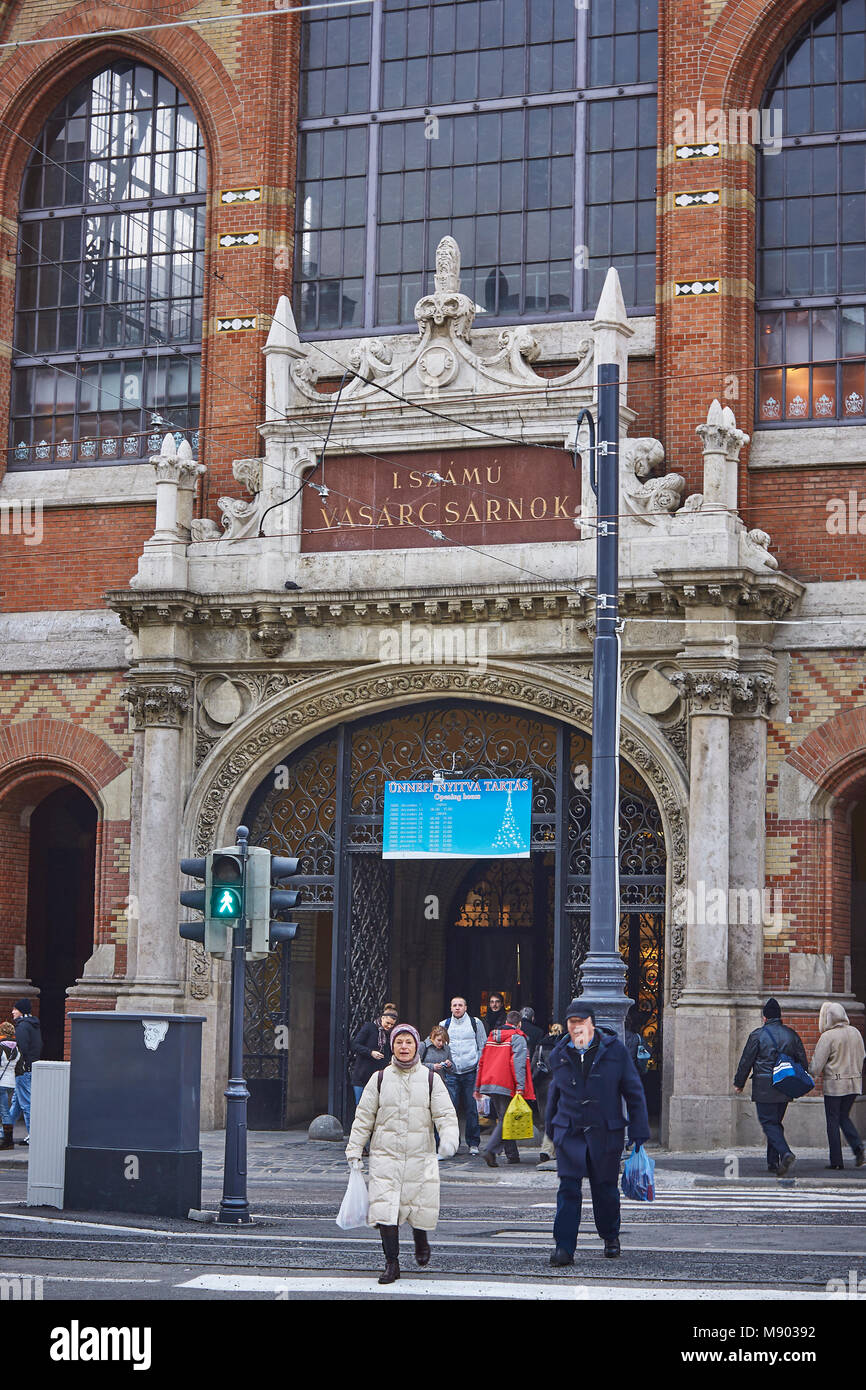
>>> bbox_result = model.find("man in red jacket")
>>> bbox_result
[474,1010,535,1168]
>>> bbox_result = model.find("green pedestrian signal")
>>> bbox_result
[212,886,242,918]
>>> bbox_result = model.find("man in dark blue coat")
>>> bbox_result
[545,1000,649,1265]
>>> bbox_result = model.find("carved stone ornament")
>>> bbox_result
[670,668,778,719]
[189,941,212,1000]
[264,236,595,430]
[151,435,204,490]
[187,662,688,1005]
[122,682,191,729]
[190,446,318,543]
[142,1020,169,1051]
[732,672,779,717]
[669,668,740,714]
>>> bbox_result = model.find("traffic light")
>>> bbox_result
[246,849,301,959]
[179,850,244,958]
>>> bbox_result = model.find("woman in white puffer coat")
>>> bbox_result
[346,1023,458,1284]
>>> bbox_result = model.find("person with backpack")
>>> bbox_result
[0,1021,19,1150]
[625,1007,652,1076]
[810,1001,866,1170]
[437,997,487,1155]
[8,1000,41,1145]
[733,997,809,1176]
[346,1023,458,1285]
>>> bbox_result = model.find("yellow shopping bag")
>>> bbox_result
[501,1091,534,1141]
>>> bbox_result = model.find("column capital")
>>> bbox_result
[122,681,191,730]
[671,667,778,718]
[670,667,739,714]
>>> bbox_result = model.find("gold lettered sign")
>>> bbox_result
[301,446,577,551]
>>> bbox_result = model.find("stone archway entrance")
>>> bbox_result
[241,697,667,1127]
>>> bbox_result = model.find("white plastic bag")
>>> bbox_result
[336,1166,369,1229]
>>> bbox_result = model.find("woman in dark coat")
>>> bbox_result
[350,1007,398,1104]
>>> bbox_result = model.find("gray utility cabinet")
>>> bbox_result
[64,1012,206,1218]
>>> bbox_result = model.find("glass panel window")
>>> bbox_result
[757,0,866,426]
[10,62,204,469]
[296,0,657,331]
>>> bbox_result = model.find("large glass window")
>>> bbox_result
[295,0,657,334]
[10,62,205,469]
[756,0,866,425]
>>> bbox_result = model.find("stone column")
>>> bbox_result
[131,435,204,589]
[696,399,748,513]
[116,681,191,1013]
[728,673,777,995]
[667,667,740,1149]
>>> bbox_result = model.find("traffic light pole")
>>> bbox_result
[579,363,634,1041]
[218,824,252,1225]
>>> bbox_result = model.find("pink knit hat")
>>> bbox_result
[390,1023,421,1067]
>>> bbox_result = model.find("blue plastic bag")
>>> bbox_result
[621,1144,655,1202]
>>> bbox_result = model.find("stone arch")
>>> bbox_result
[183,660,690,1004]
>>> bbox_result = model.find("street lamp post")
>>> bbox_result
[218,824,252,1225]
[578,362,634,1041]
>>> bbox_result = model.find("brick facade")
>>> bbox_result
[0,0,862,1115]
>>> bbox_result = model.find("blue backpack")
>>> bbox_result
[763,1024,814,1100]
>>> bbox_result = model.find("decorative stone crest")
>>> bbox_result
[123,682,191,729]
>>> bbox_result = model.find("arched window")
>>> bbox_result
[756,0,866,425]
[295,0,657,334]
[10,62,206,470]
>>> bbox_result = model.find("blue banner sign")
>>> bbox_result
[383,778,532,859]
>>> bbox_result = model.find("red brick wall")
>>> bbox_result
[0,506,154,612]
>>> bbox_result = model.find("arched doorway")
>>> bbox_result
[445,856,555,1020]
[26,784,97,1059]
[243,699,666,1126]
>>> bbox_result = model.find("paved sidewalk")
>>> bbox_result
[5,1122,864,1189]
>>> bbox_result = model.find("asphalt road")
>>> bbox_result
[1,1162,863,1301]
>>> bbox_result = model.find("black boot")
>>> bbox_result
[413,1228,431,1267]
[377,1224,400,1284]
[0,1125,12,1150]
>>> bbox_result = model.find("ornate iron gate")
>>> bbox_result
[244,699,666,1125]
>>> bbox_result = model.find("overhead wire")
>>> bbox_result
[0,0,373,53]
